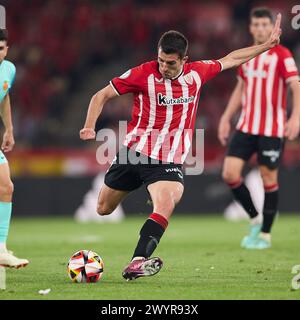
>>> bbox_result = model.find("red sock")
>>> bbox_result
[264,183,279,192]
[227,178,243,189]
[132,212,168,259]
[149,213,169,230]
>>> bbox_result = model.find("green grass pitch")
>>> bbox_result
[1,214,300,300]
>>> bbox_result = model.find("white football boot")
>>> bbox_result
[0,250,29,269]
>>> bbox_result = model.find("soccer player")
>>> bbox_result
[0,29,29,268]
[80,14,282,280]
[218,8,300,249]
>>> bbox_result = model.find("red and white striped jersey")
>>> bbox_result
[236,45,299,137]
[110,60,222,164]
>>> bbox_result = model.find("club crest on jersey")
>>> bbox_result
[184,73,193,85]
[3,81,8,91]
[157,93,195,106]
[264,55,273,65]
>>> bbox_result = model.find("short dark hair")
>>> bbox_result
[0,29,8,42]
[250,7,273,22]
[158,30,188,59]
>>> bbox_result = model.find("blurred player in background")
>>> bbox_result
[80,15,282,280]
[218,8,300,249]
[0,29,29,268]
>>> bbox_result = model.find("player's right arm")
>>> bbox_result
[80,85,117,140]
[219,13,282,71]
[80,65,144,140]
[218,78,243,146]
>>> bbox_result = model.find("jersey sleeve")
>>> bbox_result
[110,65,144,95]
[278,47,299,83]
[192,59,222,84]
[10,64,16,87]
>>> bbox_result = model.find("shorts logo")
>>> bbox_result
[262,150,280,162]
[165,167,183,179]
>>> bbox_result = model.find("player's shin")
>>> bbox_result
[131,213,168,260]
[0,202,12,252]
[261,184,279,235]
[227,178,259,220]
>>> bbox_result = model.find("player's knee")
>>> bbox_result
[97,201,114,216]
[222,168,240,184]
[0,181,14,197]
[260,170,277,186]
[155,203,174,216]
[154,197,175,216]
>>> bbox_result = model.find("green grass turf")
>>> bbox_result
[0,214,300,300]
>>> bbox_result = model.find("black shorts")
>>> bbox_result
[104,147,184,192]
[227,130,284,170]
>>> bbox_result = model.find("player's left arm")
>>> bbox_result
[285,79,300,140]
[0,94,15,152]
[219,13,282,71]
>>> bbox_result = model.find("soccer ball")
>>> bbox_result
[67,250,104,283]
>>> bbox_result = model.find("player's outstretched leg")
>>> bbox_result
[122,181,183,281]
[122,212,167,280]
[0,161,29,268]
